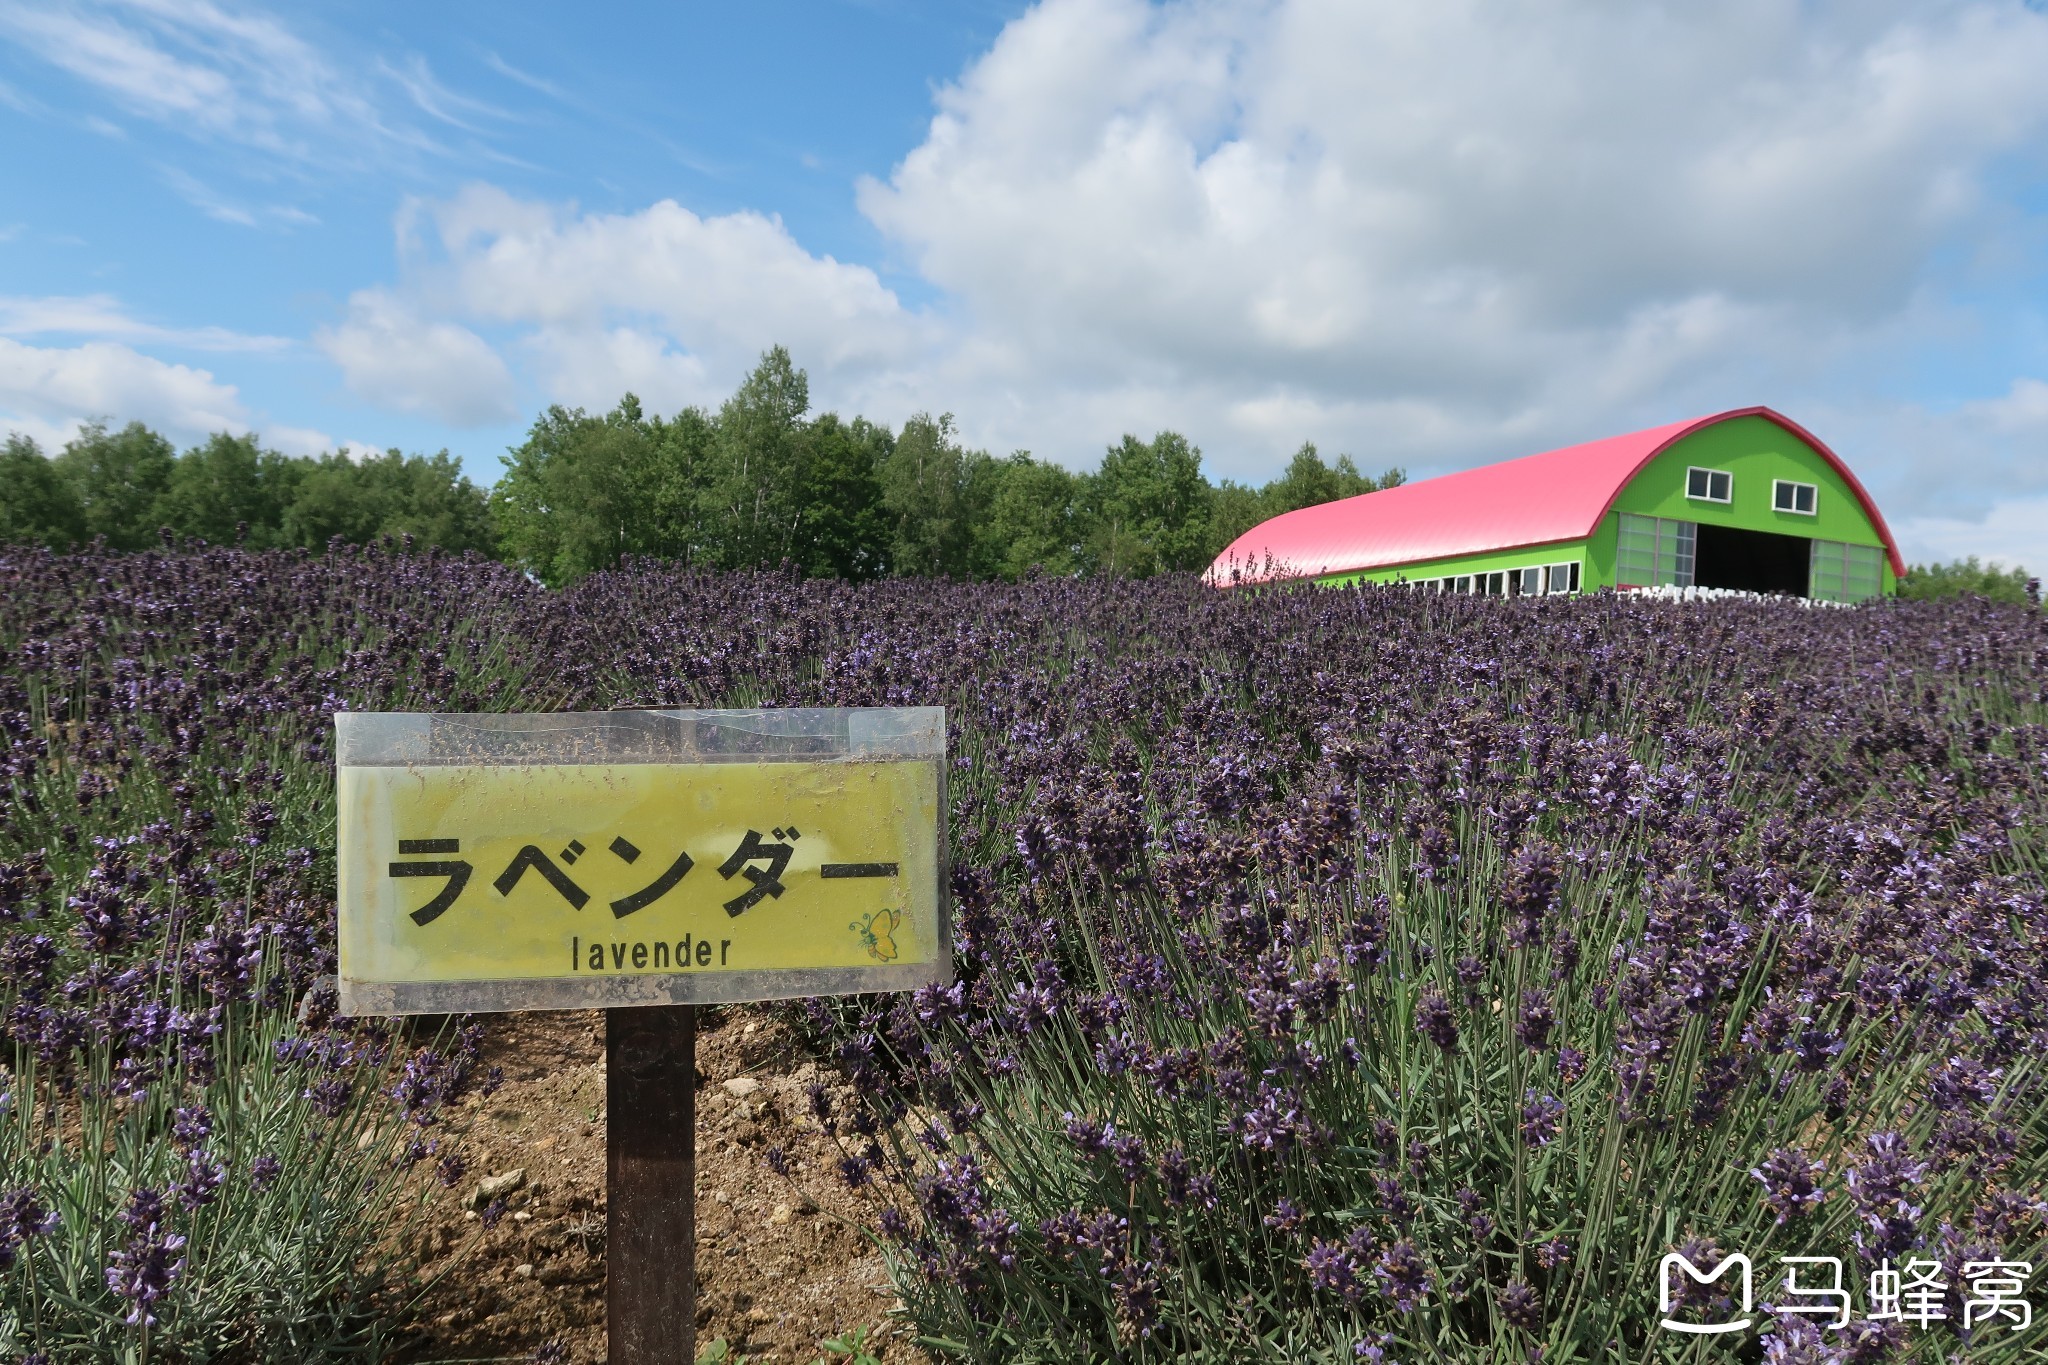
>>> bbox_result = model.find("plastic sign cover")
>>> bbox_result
[335,709,949,1016]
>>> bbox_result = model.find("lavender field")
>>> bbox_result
[1,544,2044,1363]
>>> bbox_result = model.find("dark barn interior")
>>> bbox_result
[1693,523,1811,596]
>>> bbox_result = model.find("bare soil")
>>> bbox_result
[389,1006,921,1364]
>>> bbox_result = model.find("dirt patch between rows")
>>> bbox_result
[390,1006,923,1364]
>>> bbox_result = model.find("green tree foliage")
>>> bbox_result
[0,434,86,548]
[971,453,1082,579]
[495,396,673,585]
[156,432,303,546]
[705,346,816,570]
[796,414,893,580]
[55,420,176,549]
[1,422,488,558]
[282,450,494,554]
[2,343,1416,583]
[1899,556,2036,606]
[881,412,979,579]
[1084,431,1212,577]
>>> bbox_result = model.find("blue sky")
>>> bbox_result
[4,0,2048,569]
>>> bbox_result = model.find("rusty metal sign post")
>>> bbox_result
[334,708,950,1365]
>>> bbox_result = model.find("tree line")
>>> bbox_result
[0,346,1400,584]
[7,345,2029,597]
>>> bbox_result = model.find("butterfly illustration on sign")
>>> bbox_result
[850,907,901,962]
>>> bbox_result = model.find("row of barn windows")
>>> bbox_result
[1686,466,1818,516]
[1617,513,1885,602]
[1403,561,1582,597]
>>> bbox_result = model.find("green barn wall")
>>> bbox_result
[1311,414,1895,596]
[1318,539,1590,590]
[1610,416,1890,551]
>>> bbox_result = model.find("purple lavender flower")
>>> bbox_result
[1503,840,1561,945]
[1414,987,1458,1054]
[971,1209,1020,1268]
[1846,1131,1927,1260]
[106,1189,185,1326]
[0,1187,59,1269]
[1263,1198,1306,1235]
[1305,1237,1365,1303]
[1157,1146,1217,1210]
[1520,1092,1564,1147]
[171,1104,212,1150]
[1373,1239,1431,1311]
[307,1076,351,1118]
[1232,1082,1314,1154]
[1108,1133,1147,1183]
[1751,1147,1828,1224]
[249,1154,283,1191]
[1516,990,1555,1051]
[178,1150,225,1210]
[1498,1279,1541,1331]
[1927,1056,1999,1112]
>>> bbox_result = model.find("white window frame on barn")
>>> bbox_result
[1685,467,1733,503]
[1810,540,1884,603]
[1617,514,1696,588]
[1773,480,1818,515]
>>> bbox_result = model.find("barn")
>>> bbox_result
[1206,407,1903,603]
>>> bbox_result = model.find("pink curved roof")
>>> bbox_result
[1206,406,1904,585]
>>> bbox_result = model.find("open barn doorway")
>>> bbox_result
[1692,523,1811,596]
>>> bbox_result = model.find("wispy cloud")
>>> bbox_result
[0,0,447,169]
[159,164,315,228]
[0,292,291,352]
[481,50,568,104]
[0,73,41,113]
[379,53,517,132]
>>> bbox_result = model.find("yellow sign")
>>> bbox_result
[335,710,948,1015]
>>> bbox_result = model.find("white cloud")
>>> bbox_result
[309,0,2048,517]
[848,0,2048,475]
[0,292,290,351]
[314,287,519,426]
[311,184,938,422]
[0,331,343,454]
[418,185,933,380]
[264,423,341,457]
[1894,496,2048,573]
[0,335,249,443]
[157,166,315,229]
[0,0,449,170]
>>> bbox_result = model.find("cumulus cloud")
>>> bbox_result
[0,331,339,454]
[311,0,2048,535]
[415,185,934,383]
[1894,497,2048,574]
[849,0,2048,475]
[309,184,938,421]
[314,288,519,426]
[0,334,249,445]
